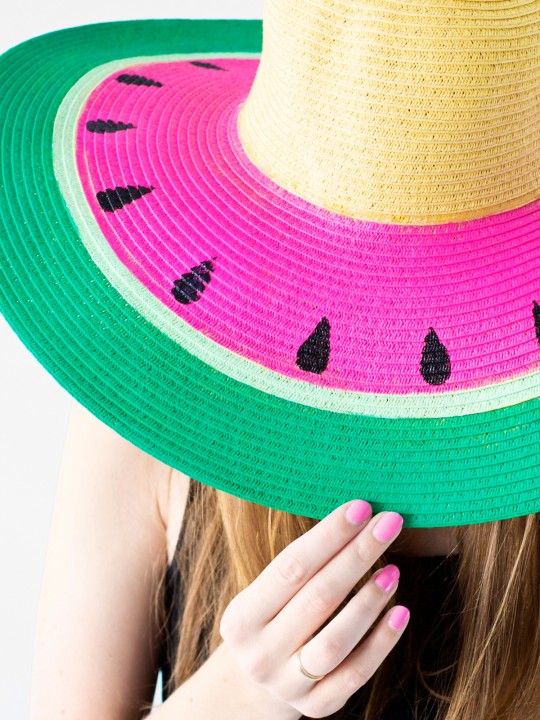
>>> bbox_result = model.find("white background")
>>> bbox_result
[0,1,263,716]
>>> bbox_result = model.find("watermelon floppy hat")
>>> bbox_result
[1,0,540,528]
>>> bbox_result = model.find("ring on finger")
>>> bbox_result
[295,643,327,682]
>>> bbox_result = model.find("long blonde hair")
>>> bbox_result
[144,479,540,720]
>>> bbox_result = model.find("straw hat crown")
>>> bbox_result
[238,0,540,224]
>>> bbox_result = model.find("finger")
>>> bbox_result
[271,512,403,651]
[295,605,410,719]
[283,563,400,681]
[222,499,373,633]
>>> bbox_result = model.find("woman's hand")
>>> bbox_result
[219,501,409,719]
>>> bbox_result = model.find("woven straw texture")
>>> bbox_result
[241,0,540,223]
[1,13,540,528]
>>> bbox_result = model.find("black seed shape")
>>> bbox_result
[171,258,217,304]
[86,119,136,133]
[190,61,227,71]
[296,317,331,374]
[116,73,163,88]
[96,184,154,213]
[533,301,540,343]
[420,327,451,385]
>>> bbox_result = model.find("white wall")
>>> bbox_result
[0,1,262,716]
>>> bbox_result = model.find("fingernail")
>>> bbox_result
[388,605,410,630]
[345,500,372,525]
[372,512,404,542]
[374,564,400,592]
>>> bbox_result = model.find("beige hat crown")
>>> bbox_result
[238,0,540,224]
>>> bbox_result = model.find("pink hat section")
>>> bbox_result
[76,58,540,394]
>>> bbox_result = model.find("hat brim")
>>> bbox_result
[1,18,539,528]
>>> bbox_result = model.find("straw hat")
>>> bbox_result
[1,0,539,527]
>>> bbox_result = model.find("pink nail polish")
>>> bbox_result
[388,606,410,630]
[372,512,403,542]
[345,500,372,525]
[374,564,400,592]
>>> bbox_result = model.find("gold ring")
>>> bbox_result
[295,643,326,682]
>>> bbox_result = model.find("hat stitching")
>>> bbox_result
[190,61,227,72]
[116,73,163,88]
[86,119,136,133]
[172,259,218,304]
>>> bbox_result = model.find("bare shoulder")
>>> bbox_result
[68,399,170,520]
[69,399,191,563]
[31,398,192,719]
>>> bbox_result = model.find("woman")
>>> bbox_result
[3,0,540,718]
[29,400,539,720]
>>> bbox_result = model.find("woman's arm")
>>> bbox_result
[148,640,302,720]
[30,399,176,720]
